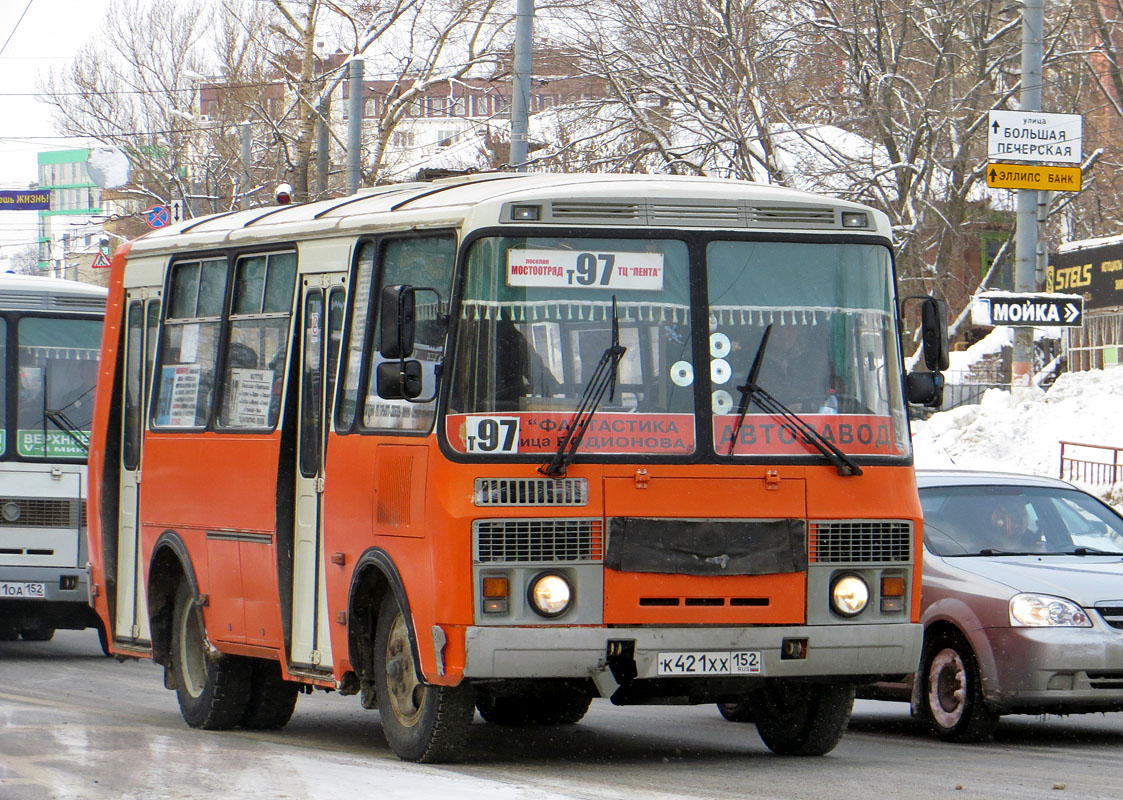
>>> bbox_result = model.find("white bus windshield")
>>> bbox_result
[13,317,102,460]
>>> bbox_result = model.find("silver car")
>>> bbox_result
[861,469,1123,741]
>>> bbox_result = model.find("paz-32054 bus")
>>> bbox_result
[87,173,946,762]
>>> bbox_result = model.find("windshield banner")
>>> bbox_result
[447,412,694,455]
[507,249,665,291]
[714,414,904,456]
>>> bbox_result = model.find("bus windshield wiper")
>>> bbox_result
[540,297,627,478]
[727,324,862,477]
[44,409,90,455]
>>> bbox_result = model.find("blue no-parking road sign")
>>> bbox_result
[145,204,170,229]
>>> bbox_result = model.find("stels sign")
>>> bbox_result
[1048,240,1123,312]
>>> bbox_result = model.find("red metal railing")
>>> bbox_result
[1060,441,1123,485]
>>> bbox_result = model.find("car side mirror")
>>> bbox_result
[379,284,415,360]
[907,371,944,407]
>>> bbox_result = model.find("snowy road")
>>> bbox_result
[4,630,1123,800]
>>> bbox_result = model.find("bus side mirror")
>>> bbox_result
[907,371,944,407]
[380,284,415,360]
[920,296,950,372]
[377,360,423,400]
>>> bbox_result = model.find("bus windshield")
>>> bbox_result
[447,235,908,461]
[14,316,102,460]
[448,236,695,457]
[708,239,909,458]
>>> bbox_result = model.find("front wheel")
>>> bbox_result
[751,681,854,756]
[170,581,251,729]
[373,595,475,762]
[923,634,1000,742]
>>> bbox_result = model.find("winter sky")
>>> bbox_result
[0,0,113,251]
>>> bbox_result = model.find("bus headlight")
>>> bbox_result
[830,574,870,617]
[528,572,573,618]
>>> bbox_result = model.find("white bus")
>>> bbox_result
[0,273,106,645]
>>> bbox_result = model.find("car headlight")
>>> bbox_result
[830,574,870,617]
[527,572,573,618]
[1009,593,1091,627]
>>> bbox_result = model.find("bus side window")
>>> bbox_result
[152,259,226,429]
[217,252,296,430]
[360,235,456,433]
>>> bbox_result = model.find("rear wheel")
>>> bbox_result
[751,681,854,756]
[20,627,54,642]
[170,581,251,729]
[923,633,1000,742]
[374,595,475,762]
[240,659,300,730]
[477,687,591,726]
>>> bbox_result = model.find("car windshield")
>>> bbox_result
[920,484,1123,556]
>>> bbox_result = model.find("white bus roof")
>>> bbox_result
[0,273,107,314]
[128,172,892,256]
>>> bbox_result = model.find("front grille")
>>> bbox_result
[0,497,84,528]
[474,518,603,563]
[809,520,912,563]
[1086,670,1123,689]
[1095,607,1123,630]
[474,478,588,507]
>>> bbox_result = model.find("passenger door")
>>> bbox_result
[115,292,160,645]
[290,277,343,669]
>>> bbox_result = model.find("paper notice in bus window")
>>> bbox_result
[228,368,272,427]
[180,323,200,362]
[507,249,664,291]
[164,364,202,427]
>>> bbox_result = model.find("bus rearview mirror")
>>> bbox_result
[376,360,423,400]
[380,285,415,359]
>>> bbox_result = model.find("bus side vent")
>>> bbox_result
[474,478,588,506]
[809,520,912,563]
[647,202,742,227]
[473,518,603,563]
[746,205,837,228]
[548,201,643,223]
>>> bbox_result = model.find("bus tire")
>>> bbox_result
[0,627,18,641]
[716,700,754,723]
[477,688,591,726]
[923,632,1000,743]
[373,596,474,762]
[20,627,54,642]
[240,659,300,730]
[751,681,854,756]
[170,581,251,730]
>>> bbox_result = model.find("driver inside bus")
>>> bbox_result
[759,322,832,412]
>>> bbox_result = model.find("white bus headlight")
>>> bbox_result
[1009,593,1091,627]
[830,574,870,617]
[528,572,572,618]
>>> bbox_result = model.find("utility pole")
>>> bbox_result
[509,0,534,171]
[347,59,364,195]
[240,121,252,210]
[1012,0,1044,388]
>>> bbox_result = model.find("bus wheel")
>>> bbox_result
[716,701,754,723]
[0,627,20,641]
[923,633,999,742]
[373,596,474,762]
[751,681,854,756]
[477,688,591,726]
[20,627,54,642]
[240,659,300,730]
[170,581,251,729]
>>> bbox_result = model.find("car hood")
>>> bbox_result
[944,555,1123,605]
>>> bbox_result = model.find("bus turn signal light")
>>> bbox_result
[482,576,509,614]
[881,576,906,613]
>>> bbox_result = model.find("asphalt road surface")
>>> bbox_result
[3,630,1123,800]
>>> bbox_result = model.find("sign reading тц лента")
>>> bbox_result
[987,110,1082,164]
[971,291,1084,328]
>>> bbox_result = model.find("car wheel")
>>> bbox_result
[923,633,1000,742]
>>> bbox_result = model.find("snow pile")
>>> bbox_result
[912,367,1123,505]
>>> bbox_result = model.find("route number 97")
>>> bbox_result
[464,416,520,453]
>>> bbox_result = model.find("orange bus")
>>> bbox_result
[87,173,946,762]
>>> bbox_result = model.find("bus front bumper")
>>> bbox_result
[462,622,922,684]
